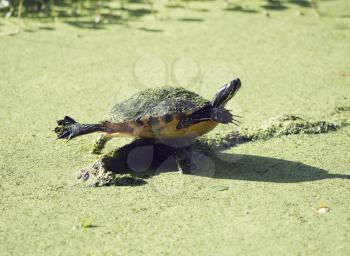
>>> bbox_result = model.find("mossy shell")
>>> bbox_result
[104,87,210,123]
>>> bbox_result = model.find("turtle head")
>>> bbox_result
[212,78,241,108]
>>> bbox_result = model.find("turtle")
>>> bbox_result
[54,78,241,173]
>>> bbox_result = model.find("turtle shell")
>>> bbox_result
[105,87,211,123]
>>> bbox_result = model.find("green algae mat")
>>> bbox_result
[1,0,350,255]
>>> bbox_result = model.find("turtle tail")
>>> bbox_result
[212,78,241,108]
[54,116,105,141]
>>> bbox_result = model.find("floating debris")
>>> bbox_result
[317,204,330,214]
[211,185,229,191]
[73,218,95,230]
[335,71,349,77]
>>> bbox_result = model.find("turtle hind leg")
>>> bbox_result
[91,133,112,154]
[55,116,105,141]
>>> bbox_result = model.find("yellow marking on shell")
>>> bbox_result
[106,114,218,140]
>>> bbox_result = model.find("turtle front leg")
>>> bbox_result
[174,142,216,177]
[174,148,195,174]
[91,133,112,154]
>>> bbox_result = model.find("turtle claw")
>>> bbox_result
[57,116,77,126]
[58,130,71,139]
[54,121,80,141]
[55,116,79,140]
[231,119,241,126]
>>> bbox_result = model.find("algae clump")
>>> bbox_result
[239,114,346,141]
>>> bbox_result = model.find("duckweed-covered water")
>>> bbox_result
[1,0,350,255]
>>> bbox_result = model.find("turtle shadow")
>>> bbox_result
[213,153,350,183]
[81,139,350,185]
[137,152,349,183]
